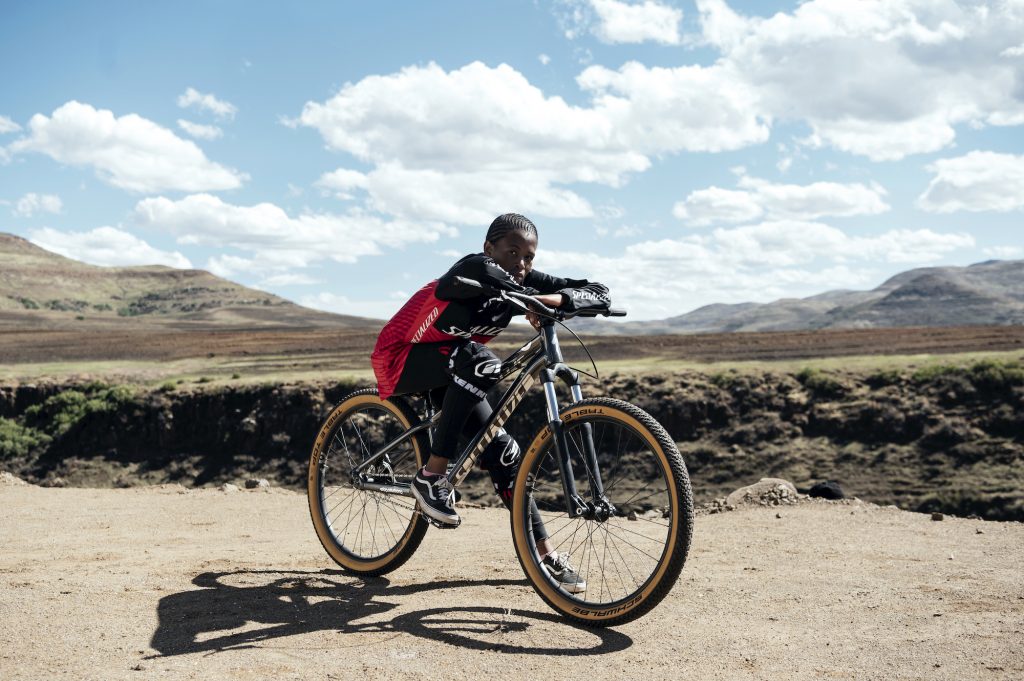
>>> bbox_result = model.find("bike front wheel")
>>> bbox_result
[307,388,429,576]
[511,397,694,626]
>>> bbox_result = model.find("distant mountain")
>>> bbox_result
[571,259,1024,335]
[0,233,380,330]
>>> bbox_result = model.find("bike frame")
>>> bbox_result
[351,318,610,519]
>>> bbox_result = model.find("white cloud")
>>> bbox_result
[558,0,682,45]
[131,193,457,273]
[298,291,402,320]
[176,87,237,120]
[315,168,369,200]
[673,187,763,226]
[0,115,20,134]
[296,61,767,223]
[539,54,551,65]
[983,246,1024,259]
[299,61,648,183]
[1001,43,1024,57]
[692,0,1024,160]
[542,221,973,319]
[177,119,223,140]
[259,273,324,287]
[28,226,192,268]
[13,192,63,217]
[675,176,890,226]
[589,0,683,45]
[322,163,594,224]
[576,61,770,153]
[298,62,669,222]
[8,101,246,193]
[918,151,1024,213]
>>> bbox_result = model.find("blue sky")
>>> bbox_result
[1,0,1022,321]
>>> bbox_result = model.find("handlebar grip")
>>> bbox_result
[607,308,627,317]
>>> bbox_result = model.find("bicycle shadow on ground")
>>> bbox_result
[148,569,632,657]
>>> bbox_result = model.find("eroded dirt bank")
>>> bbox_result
[1,483,1021,680]
[1,358,1022,519]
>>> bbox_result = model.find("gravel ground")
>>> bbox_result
[1,480,1022,680]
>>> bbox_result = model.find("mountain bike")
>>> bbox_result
[307,278,694,626]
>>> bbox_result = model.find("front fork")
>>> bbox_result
[539,327,615,520]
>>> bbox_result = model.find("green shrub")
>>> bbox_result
[0,418,51,460]
[196,376,214,384]
[795,367,846,398]
[866,368,903,388]
[23,385,135,437]
[968,359,1024,391]
[158,381,177,393]
[708,371,740,389]
[911,364,961,384]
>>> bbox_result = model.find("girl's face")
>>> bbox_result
[484,230,537,284]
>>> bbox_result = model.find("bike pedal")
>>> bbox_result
[426,516,462,529]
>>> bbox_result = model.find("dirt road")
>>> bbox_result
[1,481,1021,680]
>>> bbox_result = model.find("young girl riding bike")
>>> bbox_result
[370,213,611,593]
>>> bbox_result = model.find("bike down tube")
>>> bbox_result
[447,353,546,488]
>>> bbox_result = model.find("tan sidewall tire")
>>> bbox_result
[511,398,691,626]
[307,390,427,574]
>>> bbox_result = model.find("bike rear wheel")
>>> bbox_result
[307,388,428,576]
[511,397,694,626]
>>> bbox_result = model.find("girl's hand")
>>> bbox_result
[526,293,566,330]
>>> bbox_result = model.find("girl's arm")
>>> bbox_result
[435,254,526,300]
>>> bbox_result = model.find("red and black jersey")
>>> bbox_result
[371,253,589,398]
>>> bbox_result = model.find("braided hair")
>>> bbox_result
[485,213,538,244]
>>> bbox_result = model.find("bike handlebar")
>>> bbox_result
[451,276,627,319]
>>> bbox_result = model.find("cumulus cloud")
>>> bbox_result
[693,0,1024,160]
[177,119,223,140]
[918,151,1024,213]
[0,115,20,134]
[318,164,593,224]
[258,273,323,287]
[543,221,974,319]
[576,61,770,153]
[28,226,192,268]
[176,87,237,119]
[13,192,63,217]
[558,0,683,45]
[131,193,456,276]
[298,291,405,320]
[7,101,246,193]
[983,246,1024,259]
[315,168,369,200]
[674,176,890,226]
[589,0,683,45]
[296,60,766,222]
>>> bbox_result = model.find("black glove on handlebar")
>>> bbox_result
[558,282,611,315]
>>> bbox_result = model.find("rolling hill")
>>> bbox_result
[0,233,378,331]
[4,232,1022,336]
[571,259,1024,335]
